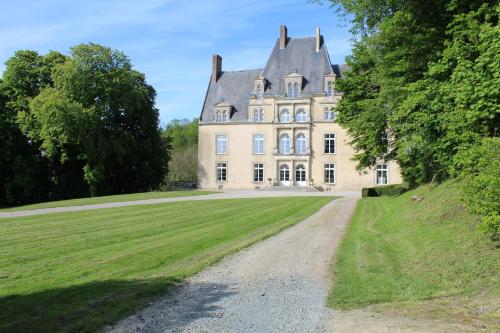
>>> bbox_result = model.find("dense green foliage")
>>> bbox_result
[0,44,168,205]
[329,181,499,327]
[327,0,499,238]
[0,196,333,332]
[162,118,198,183]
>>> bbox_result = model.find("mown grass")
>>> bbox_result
[328,180,499,326]
[0,190,215,212]
[0,196,334,333]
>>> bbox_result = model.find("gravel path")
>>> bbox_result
[105,196,357,333]
[0,190,357,218]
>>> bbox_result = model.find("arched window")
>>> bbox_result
[295,164,306,182]
[222,110,229,122]
[296,108,307,122]
[323,107,335,121]
[280,164,290,182]
[295,133,307,155]
[279,109,291,123]
[253,108,264,122]
[287,82,292,97]
[215,110,222,123]
[327,81,333,96]
[279,134,291,155]
[293,82,299,97]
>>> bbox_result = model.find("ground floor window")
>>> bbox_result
[376,164,388,185]
[280,164,290,182]
[253,163,264,182]
[216,162,227,182]
[324,163,335,184]
[295,164,306,182]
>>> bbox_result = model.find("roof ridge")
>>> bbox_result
[221,68,263,74]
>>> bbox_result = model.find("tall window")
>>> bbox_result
[253,134,264,154]
[287,82,292,97]
[222,110,229,122]
[280,164,290,182]
[295,164,306,182]
[293,82,299,97]
[324,163,335,184]
[253,163,264,182]
[296,133,307,155]
[324,107,335,121]
[376,164,388,185]
[253,108,264,122]
[280,109,291,123]
[296,108,307,122]
[279,133,291,154]
[216,134,227,154]
[326,81,333,96]
[216,162,227,182]
[324,133,335,154]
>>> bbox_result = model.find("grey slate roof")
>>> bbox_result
[200,35,345,123]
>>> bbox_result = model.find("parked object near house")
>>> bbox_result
[198,25,402,191]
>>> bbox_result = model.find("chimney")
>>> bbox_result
[279,25,288,49]
[212,54,222,82]
[316,27,322,52]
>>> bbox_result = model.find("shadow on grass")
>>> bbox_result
[1,277,237,333]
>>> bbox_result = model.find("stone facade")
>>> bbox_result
[198,26,402,190]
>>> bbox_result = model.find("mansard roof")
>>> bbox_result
[200,33,345,123]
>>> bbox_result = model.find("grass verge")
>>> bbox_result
[328,180,499,329]
[0,190,215,212]
[1,196,334,332]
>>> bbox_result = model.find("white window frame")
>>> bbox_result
[295,133,307,155]
[216,162,227,182]
[324,163,336,184]
[323,107,335,121]
[253,134,265,155]
[252,163,264,182]
[293,82,299,97]
[215,134,228,155]
[296,108,307,122]
[295,164,306,182]
[324,133,336,154]
[376,164,389,185]
[279,133,291,155]
[287,82,293,97]
[253,108,264,122]
[280,164,290,182]
[280,109,291,123]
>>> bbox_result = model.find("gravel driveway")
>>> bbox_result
[106,195,357,333]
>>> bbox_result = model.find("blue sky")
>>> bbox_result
[0,0,352,125]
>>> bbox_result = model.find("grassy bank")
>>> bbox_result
[328,181,499,327]
[1,196,334,332]
[0,190,215,212]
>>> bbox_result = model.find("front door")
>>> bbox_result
[295,164,307,186]
[279,164,290,186]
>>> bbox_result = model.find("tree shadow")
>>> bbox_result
[1,277,237,333]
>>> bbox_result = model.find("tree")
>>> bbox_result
[162,119,198,183]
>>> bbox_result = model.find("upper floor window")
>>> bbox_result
[279,133,291,155]
[216,134,228,154]
[253,108,264,122]
[324,107,335,121]
[296,108,307,122]
[296,133,307,155]
[326,81,333,96]
[287,82,293,97]
[376,164,388,185]
[324,133,335,154]
[293,82,299,97]
[215,109,229,123]
[280,109,291,123]
[253,134,264,154]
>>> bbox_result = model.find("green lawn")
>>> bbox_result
[328,180,499,327]
[0,190,215,212]
[0,196,334,333]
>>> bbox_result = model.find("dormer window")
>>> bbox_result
[256,84,262,99]
[222,110,229,122]
[214,102,232,123]
[285,72,303,98]
[253,108,264,122]
[324,74,336,97]
[254,75,265,100]
[324,107,335,121]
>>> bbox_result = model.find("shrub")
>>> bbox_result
[453,138,500,243]
[361,184,407,198]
